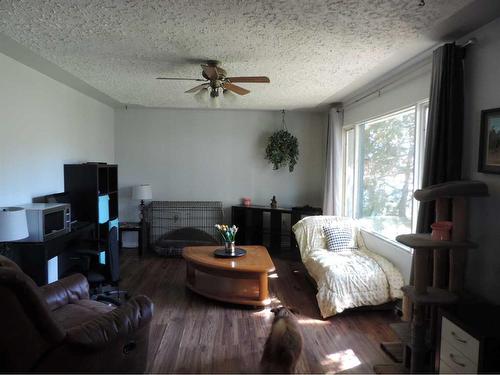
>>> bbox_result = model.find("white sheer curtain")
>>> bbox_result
[322,105,344,215]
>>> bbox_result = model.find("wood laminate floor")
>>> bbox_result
[120,250,400,374]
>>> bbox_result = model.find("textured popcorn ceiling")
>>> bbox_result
[0,0,473,110]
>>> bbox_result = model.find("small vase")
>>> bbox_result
[224,241,236,255]
[431,221,453,241]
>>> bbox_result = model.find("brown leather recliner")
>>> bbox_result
[0,255,154,373]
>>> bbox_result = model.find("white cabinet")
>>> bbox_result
[440,317,479,373]
[438,306,500,374]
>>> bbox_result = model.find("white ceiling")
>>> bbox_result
[0,0,477,110]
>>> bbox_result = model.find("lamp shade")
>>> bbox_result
[0,207,29,241]
[132,184,152,201]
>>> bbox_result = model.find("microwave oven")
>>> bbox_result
[18,203,71,242]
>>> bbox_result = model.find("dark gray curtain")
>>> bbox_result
[416,43,464,233]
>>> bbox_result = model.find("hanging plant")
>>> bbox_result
[265,110,299,172]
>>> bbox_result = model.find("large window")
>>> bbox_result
[342,102,428,240]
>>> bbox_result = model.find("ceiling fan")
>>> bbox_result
[157,60,270,98]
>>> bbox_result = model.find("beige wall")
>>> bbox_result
[115,108,327,221]
[0,52,115,207]
[461,17,500,303]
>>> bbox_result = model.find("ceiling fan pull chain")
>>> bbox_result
[281,109,287,130]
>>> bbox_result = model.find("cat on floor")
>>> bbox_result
[261,306,303,373]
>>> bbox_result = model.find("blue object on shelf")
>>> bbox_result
[109,218,119,230]
[99,219,119,265]
[99,251,106,265]
[98,195,109,224]
[47,256,58,283]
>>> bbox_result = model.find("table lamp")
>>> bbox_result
[0,207,29,258]
[132,184,152,221]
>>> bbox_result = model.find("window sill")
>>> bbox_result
[359,228,414,255]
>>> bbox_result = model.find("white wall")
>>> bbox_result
[343,64,431,126]
[461,17,500,303]
[0,52,115,207]
[115,108,327,221]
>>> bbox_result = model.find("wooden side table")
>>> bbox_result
[119,221,148,256]
[8,222,95,285]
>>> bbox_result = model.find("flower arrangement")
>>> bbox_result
[214,224,238,243]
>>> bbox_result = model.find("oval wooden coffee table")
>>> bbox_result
[182,245,276,306]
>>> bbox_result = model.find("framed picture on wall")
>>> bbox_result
[479,108,500,174]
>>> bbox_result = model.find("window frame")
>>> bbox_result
[412,100,429,232]
[341,100,429,246]
[341,125,356,217]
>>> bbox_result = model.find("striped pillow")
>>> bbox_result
[323,225,357,252]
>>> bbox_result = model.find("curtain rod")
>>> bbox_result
[341,39,476,109]
[461,38,477,48]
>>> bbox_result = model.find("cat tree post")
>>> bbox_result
[429,197,451,360]
[413,248,429,294]
[392,181,488,373]
[433,197,449,288]
[410,247,429,373]
[410,304,426,373]
[450,196,467,293]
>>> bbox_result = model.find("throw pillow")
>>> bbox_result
[323,225,357,252]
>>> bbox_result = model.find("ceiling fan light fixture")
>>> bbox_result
[157,60,270,99]
[210,87,220,97]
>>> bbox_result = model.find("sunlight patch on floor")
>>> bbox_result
[252,297,282,317]
[297,318,330,325]
[252,307,272,317]
[321,349,362,373]
[268,296,282,306]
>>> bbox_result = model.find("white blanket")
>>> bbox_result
[293,216,404,318]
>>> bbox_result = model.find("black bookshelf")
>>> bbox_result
[64,163,119,252]
[231,205,322,253]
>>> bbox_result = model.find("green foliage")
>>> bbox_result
[265,129,299,172]
[360,110,415,225]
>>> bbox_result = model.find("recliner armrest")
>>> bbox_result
[41,273,90,311]
[65,295,154,349]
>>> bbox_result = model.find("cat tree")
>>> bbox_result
[377,180,488,373]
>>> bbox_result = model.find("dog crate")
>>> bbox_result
[144,201,224,257]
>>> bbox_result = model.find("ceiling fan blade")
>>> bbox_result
[223,82,250,96]
[185,83,209,93]
[201,64,219,80]
[157,77,207,81]
[226,76,270,83]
